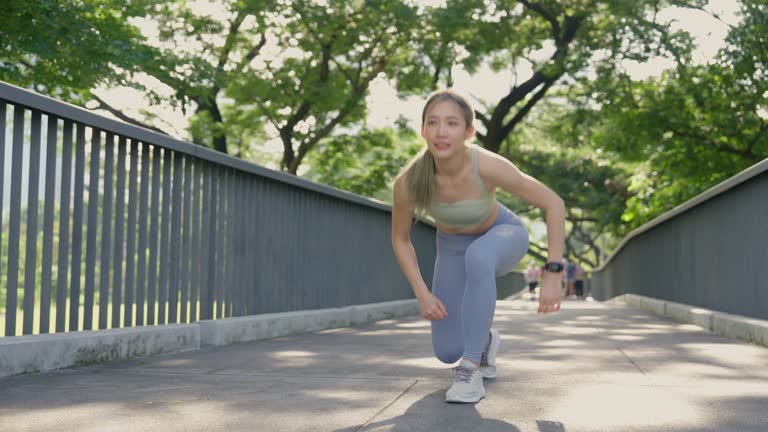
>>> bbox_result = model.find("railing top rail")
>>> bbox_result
[594,156,768,272]
[0,80,391,214]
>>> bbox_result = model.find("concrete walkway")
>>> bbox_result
[2,297,768,432]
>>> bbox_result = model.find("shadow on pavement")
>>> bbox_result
[336,390,522,432]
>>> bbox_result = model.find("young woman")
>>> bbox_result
[391,89,565,403]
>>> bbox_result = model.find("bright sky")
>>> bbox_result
[94,0,742,156]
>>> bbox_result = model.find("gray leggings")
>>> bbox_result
[431,204,529,363]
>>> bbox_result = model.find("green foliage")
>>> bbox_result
[2,0,765,265]
[303,122,422,201]
[226,0,422,171]
[494,100,632,265]
[1,197,114,317]
[723,0,768,87]
[561,0,768,229]
[2,0,423,171]
[0,0,153,101]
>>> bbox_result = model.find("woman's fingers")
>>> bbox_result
[437,300,448,318]
[538,296,561,314]
[418,295,448,321]
[537,297,547,313]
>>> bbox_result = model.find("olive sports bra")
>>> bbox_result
[428,147,495,228]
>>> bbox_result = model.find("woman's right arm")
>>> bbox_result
[391,176,447,320]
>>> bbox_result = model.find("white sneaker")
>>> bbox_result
[445,359,485,403]
[479,328,500,379]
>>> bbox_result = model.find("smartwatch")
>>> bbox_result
[543,261,564,273]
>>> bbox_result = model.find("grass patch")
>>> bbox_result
[0,301,203,336]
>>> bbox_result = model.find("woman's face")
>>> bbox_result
[421,99,475,160]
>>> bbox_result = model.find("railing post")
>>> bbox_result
[98,133,114,330]
[68,124,86,332]
[40,114,59,334]
[206,168,218,319]
[5,106,26,336]
[83,128,101,331]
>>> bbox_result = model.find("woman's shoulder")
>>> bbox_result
[392,173,411,201]
[473,145,509,166]
[473,145,515,179]
[393,171,409,190]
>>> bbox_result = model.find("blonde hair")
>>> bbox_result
[401,89,475,214]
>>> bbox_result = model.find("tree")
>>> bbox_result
[383,0,707,264]
[0,0,151,100]
[487,98,632,266]
[302,120,422,201]
[2,0,422,173]
[402,0,703,150]
[228,0,420,173]
[563,0,768,228]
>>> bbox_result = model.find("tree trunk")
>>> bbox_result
[193,91,228,155]
[206,93,227,154]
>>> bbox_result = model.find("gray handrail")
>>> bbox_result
[0,81,437,337]
[590,156,768,320]
[594,157,768,272]
[0,81,390,214]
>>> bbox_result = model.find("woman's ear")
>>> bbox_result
[465,124,476,140]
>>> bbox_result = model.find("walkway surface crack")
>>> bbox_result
[355,379,419,432]
[591,318,648,377]
[617,347,647,376]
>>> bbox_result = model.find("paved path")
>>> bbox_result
[2,298,768,432]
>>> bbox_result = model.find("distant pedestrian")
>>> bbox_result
[525,261,540,299]
[564,259,577,298]
[574,263,586,299]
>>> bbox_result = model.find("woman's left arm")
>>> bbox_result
[481,151,566,313]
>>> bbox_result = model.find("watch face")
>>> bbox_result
[545,262,564,272]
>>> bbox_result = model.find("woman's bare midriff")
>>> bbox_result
[435,202,499,235]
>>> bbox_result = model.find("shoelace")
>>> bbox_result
[452,365,476,384]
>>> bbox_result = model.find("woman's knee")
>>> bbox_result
[506,227,530,267]
[514,225,530,255]
[434,346,463,364]
[489,225,530,263]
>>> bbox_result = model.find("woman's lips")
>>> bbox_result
[433,142,450,150]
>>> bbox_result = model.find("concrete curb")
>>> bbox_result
[620,294,666,316]
[0,324,200,378]
[616,294,768,348]
[502,288,528,301]
[349,299,419,326]
[712,312,768,347]
[198,300,419,346]
[0,300,419,378]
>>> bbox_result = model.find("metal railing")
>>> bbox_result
[0,81,437,337]
[589,157,768,320]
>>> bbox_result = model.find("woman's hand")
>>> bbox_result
[418,293,448,321]
[538,272,562,314]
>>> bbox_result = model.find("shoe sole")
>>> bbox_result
[479,366,496,379]
[446,389,486,404]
